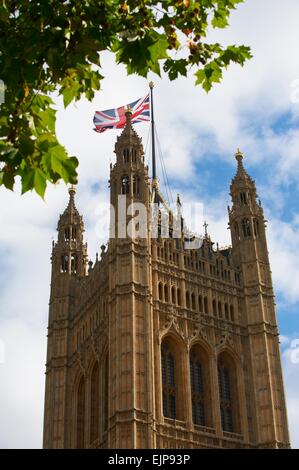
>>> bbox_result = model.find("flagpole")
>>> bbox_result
[149,81,157,183]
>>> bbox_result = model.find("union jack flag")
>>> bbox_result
[93,94,150,133]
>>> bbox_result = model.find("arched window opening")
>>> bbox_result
[71,254,78,274]
[71,226,77,241]
[190,350,205,426]
[132,148,137,163]
[76,376,85,448]
[164,284,169,302]
[218,301,222,318]
[191,293,196,310]
[133,175,140,195]
[204,297,208,314]
[123,148,130,164]
[234,222,240,241]
[171,286,176,304]
[158,282,163,301]
[218,365,233,432]
[198,295,203,312]
[161,340,176,419]
[224,303,229,320]
[212,299,217,316]
[61,254,68,273]
[186,291,190,309]
[218,353,239,433]
[163,241,168,260]
[240,192,247,205]
[242,218,251,238]
[64,227,70,241]
[253,218,259,237]
[103,353,109,432]
[230,305,234,322]
[90,362,100,443]
[121,175,130,194]
[177,288,182,306]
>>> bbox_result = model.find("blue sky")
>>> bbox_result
[0,0,298,448]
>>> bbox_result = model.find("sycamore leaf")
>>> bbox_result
[60,82,81,108]
[195,61,223,91]
[34,168,47,198]
[21,166,35,194]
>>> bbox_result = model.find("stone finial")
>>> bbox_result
[235,148,244,163]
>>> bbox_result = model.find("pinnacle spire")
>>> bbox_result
[64,185,79,216]
[114,107,144,158]
[232,148,254,185]
[235,148,246,175]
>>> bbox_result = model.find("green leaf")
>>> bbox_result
[60,82,81,108]
[21,166,35,194]
[2,170,15,190]
[164,59,188,80]
[34,169,47,198]
[195,61,223,92]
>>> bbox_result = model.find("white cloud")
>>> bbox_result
[268,218,299,304]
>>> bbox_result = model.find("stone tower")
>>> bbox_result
[107,110,154,447]
[43,120,290,449]
[228,150,290,447]
[43,187,88,448]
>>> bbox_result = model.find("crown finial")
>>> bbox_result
[235,148,244,163]
[69,185,76,197]
[125,105,132,124]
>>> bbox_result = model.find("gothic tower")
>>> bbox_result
[43,188,88,448]
[108,110,155,447]
[228,150,290,447]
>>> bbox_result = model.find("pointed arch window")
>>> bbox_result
[64,227,70,241]
[77,376,85,448]
[71,226,77,241]
[71,254,78,274]
[158,282,163,301]
[240,192,247,205]
[191,292,196,310]
[242,218,251,238]
[164,284,169,302]
[123,148,130,163]
[161,340,176,419]
[133,175,140,195]
[186,290,190,309]
[171,286,176,304]
[234,222,240,241]
[103,353,109,432]
[132,148,137,163]
[121,175,130,194]
[230,305,234,321]
[61,254,68,273]
[204,297,208,314]
[218,301,222,318]
[177,288,182,306]
[90,362,100,443]
[224,303,229,320]
[218,354,239,433]
[253,218,259,237]
[198,295,203,312]
[212,299,217,316]
[190,350,205,426]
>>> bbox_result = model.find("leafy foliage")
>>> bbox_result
[0,0,251,197]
